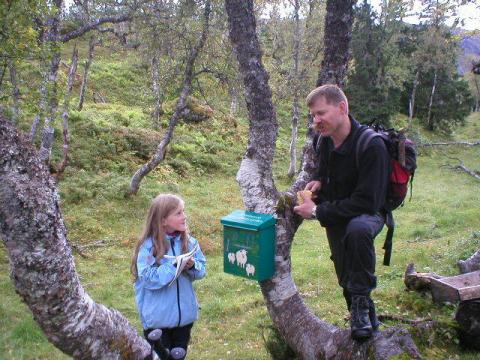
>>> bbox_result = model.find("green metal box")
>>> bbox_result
[221,210,276,281]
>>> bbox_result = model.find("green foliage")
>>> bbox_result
[1,2,479,357]
[403,69,474,133]
[1,110,480,359]
[87,59,152,107]
[345,1,409,126]
[345,1,475,133]
[0,1,43,62]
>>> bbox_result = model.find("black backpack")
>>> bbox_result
[356,124,417,265]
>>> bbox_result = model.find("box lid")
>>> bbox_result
[221,210,276,231]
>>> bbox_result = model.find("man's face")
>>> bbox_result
[309,96,347,138]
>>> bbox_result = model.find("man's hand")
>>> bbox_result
[293,198,316,219]
[305,180,321,193]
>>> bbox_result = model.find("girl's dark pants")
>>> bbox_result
[144,323,193,360]
[325,213,384,303]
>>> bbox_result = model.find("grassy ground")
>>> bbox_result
[1,113,480,359]
[1,40,480,358]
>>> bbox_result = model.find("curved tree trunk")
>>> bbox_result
[38,0,63,163]
[472,74,479,112]
[8,60,21,124]
[129,0,211,195]
[151,50,164,129]
[408,69,420,130]
[77,34,96,112]
[229,84,238,117]
[225,1,421,358]
[56,44,79,178]
[426,69,437,131]
[0,114,153,359]
[287,0,301,178]
[0,60,7,91]
[316,0,356,87]
[30,66,49,143]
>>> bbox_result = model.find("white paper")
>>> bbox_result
[164,243,199,286]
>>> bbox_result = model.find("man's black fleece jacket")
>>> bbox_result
[313,116,389,227]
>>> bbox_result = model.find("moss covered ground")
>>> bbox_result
[1,42,480,359]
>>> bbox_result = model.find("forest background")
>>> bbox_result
[1,0,480,358]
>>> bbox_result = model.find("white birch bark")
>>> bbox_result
[56,45,79,177]
[287,0,301,178]
[38,0,63,163]
[0,115,154,359]
[8,60,21,124]
[77,34,96,112]
[151,51,164,129]
[427,69,437,131]
[225,0,422,358]
[129,0,211,195]
[229,84,238,117]
[408,69,420,130]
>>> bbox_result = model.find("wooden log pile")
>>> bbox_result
[404,250,480,350]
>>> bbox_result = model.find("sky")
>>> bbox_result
[369,0,480,31]
[63,0,480,31]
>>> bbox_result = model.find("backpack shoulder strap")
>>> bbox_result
[355,126,380,169]
[313,133,323,154]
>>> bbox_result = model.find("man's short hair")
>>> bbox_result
[306,84,349,111]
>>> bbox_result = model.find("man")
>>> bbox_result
[294,84,389,340]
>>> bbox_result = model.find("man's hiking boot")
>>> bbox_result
[368,297,380,331]
[350,295,373,340]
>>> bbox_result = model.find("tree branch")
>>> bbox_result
[418,140,480,147]
[404,263,442,291]
[458,249,480,274]
[129,0,212,195]
[97,27,141,49]
[441,157,480,181]
[59,14,132,42]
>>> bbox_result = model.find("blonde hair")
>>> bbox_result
[131,194,189,281]
[306,84,349,112]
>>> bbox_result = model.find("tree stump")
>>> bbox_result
[458,250,480,274]
[455,299,480,350]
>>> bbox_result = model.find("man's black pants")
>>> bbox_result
[144,323,193,360]
[325,213,384,299]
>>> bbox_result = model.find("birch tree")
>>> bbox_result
[56,44,79,177]
[0,114,154,359]
[287,0,301,178]
[35,0,134,163]
[77,34,97,111]
[7,60,21,123]
[317,0,356,87]
[225,0,422,358]
[129,0,212,195]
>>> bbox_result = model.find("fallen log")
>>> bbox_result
[405,264,480,303]
[418,140,480,148]
[404,263,442,291]
[458,250,480,274]
[377,314,434,325]
[441,158,480,181]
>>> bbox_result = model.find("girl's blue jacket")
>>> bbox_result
[134,233,206,329]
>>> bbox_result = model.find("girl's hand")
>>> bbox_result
[185,258,195,270]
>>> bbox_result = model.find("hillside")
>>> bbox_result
[458,32,480,74]
[1,38,480,359]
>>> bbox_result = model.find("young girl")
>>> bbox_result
[132,194,206,359]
